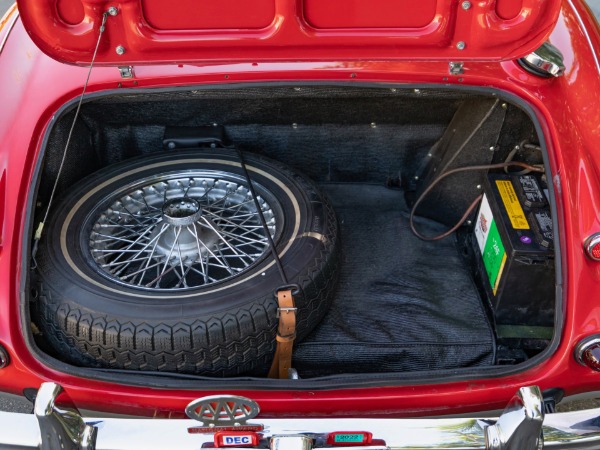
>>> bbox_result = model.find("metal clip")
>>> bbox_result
[449,62,464,75]
[118,66,134,79]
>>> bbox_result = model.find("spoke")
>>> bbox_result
[186,224,233,273]
[111,223,169,276]
[154,226,183,286]
[200,216,252,261]
[146,264,178,288]
[176,239,187,287]
[189,264,217,283]
[174,263,193,288]
[135,226,166,285]
[121,259,164,281]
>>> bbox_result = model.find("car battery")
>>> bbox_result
[472,172,555,330]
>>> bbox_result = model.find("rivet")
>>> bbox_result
[107,6,118,16]
[466,220,473,225]
[461,1,472,10]
[390,88,397,93]
[414,88,421,94]
[292,123,298,129]
[294,87,301,91]
[489,146,496,151]
[167,142,176,149]
[350,73,357,78]
[115,45,125,55]
[414,176,419,181]
[502,103,508,109]
[476,184,482,190]
[370,122,377,128]
[457,41,466,51]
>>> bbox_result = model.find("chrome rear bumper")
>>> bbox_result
[1,383,600,450]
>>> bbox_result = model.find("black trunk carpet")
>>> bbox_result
[293,184,495,377]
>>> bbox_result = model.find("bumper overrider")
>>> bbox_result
[0,383,599,449]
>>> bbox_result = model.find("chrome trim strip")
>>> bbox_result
[1,384,600,449]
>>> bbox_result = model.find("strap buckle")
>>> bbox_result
[276,307,298,318]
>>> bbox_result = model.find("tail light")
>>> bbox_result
[584,233,600,261]
[575,336,600,371]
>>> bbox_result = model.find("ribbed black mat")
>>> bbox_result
[293,184,495,377]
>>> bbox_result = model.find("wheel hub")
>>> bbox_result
[162,197,203,226]
[149,197,220,265]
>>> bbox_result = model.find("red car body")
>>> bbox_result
[0,0,599,420]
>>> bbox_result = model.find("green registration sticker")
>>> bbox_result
[334,434,365,443]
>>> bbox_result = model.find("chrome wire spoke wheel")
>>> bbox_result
[87,172,281,291]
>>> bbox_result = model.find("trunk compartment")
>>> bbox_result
[29,85,556,380]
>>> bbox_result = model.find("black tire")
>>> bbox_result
[33,150,339,376]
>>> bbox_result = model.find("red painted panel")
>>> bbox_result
[15,0,561,65]
[304,0,437,29]
[141,0,276,30]
[496,0,523,20]
[56,0,84,25]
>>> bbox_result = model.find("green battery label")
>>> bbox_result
[475,194,507,294]
[333,434,365,443]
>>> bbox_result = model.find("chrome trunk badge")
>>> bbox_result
[186,395,263,433]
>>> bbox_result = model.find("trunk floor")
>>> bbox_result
[293,183,495,377]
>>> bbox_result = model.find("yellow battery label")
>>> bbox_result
[496,180,530,230]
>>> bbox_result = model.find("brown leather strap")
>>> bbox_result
[268,289,297,379]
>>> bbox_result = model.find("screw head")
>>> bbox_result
[461,1,472,10]
[457,41,466,51]
[115,45,125,55]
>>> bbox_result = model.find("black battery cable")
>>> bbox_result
[410,161,545,241]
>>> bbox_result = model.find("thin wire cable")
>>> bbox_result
[31,12,109,266]
[410,161,545,241]
[235,149,289,286]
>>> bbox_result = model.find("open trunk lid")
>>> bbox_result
[16,0,560,66]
